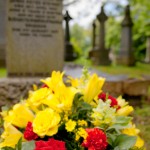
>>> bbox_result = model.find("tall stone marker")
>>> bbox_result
[0,0,6,67]
[90,6,111,65]
[6,0,64,77]
[117,5,135,66]
[64,11,77,61]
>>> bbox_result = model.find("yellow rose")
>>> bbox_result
[5,103,34,128]
[65,119,76,132]
[116,105,134,116]
[0,122,23,148]
[33,108,60,137]
[27,87,51,107]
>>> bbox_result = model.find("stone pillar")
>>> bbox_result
[0,0,6,67]
[89,20,97,58]
[90,6,111,65]
[64,11,77,61]
[145,36,150,63]
[92,20,96,49]
[117,5,135,66]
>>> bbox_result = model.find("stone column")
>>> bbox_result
[97,6,108,51]
[90,5,110,65]
[89,20,97,58]
[145,36,150,63]
[92,20,96,49]
[64,11,77,61]
[117,5,135,66]
[0,0,6,67]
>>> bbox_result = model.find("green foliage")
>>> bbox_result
[133,101,150,150]
[21,141,35,150]
[129,0,150,60]
[106,16,121,54]
[0,68,6,78]
[70,24,91,57]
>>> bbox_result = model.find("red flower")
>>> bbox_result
[24,122,38,141]
[34,138,66,150]
[82,128,108,150]
[98,92,118,107]
[41,84,49,88]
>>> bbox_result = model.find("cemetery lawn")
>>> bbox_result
[0,68,6,77]
[74,58,150,78]
[133,101,150,149]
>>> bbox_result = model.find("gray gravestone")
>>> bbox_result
[6,0,64,76]
[145,36,150,63]
[0,0,6,67]
[64,11,77,61]
[117,5,135,66]
[91,6,111,65]
[89,20,98,58]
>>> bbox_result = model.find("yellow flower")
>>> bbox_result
[41,71,64,92]
[83,74,105,103]
[27,87,51,107]
[33,108,60,137]
[78,120,88,127]
[122,124,144,148]
[116,105,134,116]
[65,120,76,132]
[117,96,128,107]
[67,76,79,87]
[4,103,34,128]
[135,136,145,148]
[0,122,23,148]
[43,85,77,113]
[75,127,88,141]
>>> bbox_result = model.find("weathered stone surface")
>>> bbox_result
[103,81,124,97]
[0,78,42,107]
[0,76,150,107]
[123,77,150,96]
[0,0,6,67]
[116,5,135,66]
[6,0,64,76]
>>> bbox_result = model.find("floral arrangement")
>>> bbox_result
[0,69,145,150]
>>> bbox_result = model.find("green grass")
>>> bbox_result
[133,100,150,150]
[0,68,7,77]
[74,58,150,78]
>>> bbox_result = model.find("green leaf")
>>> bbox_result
[1,147,14,150]
[21,141,35,150]
[15,138,22,150]
[113,134,137,150]
[107,116,132,131]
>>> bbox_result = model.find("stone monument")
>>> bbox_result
[64,11,77,61]
[90,6,111,65]
[117,5,135,66]
[145,36,150,63]
[0,0,6,67]
[89,20,98,58]
[6,0,64,76]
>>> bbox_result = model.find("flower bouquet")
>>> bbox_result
[0,68,145,150]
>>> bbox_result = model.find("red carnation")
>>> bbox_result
[34,138,66,150]
[24,122,38,141]
[82,128,108,150]
[98,92,118,107]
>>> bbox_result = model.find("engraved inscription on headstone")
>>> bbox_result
[6,0,64,76]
